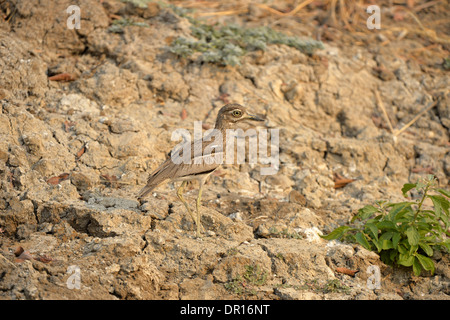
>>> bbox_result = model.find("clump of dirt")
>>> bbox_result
[0,0,449,300]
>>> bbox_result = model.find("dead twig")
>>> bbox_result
[413,0,443,13]
[375,90,395,135]
[375,89,438,138]
[195,8,247,17]
[395,101,438,137]
[285,0,316,16]
[0,253,17,269]
[254,0,315,16]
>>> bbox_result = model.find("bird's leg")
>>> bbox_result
[177,181,196,227]
[195,179,206,238]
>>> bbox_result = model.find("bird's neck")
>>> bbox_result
[215,117,237,130]
[214,118,226,130]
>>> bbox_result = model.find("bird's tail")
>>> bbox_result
[137,183,158,200]
[137,179,166,200]
[137,160,170,200]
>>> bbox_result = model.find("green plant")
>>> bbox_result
[168,8,323,66]
[323,279,351,294]
[267,226,303,239]
[296,279,350,294]
[108,18,149,33]
[444,57,450,71]
[322,175,450,276]
[224,264,268,295]
[120,0,152,9]
[243,264,268,286]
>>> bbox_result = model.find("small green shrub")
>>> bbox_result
[224,264,268,295]
[293,279,350,294]
[322,175,450,276]
[444,57,450,70]
[243,264,268,286]
[168,8,324,66]
[120,0,152,9]
[108,18,149,33]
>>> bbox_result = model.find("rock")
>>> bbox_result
[288,189,306,205]
[264,173,294,193]
[107,131,151,159]
[70,172,93,192]
[202,207,254,242]
[16,223,37,240]
[87,208,151,237]
[146,67,190,102]
[111,255,163,299]
[179,276,224,299]
[36,201,64,224]
[109,118,138,134]
[59,94,100,115]
[212,242,272,283]
[283,83,304,103]
[77,62,139,107]
[274,287,322,300]
[0,32,48,99]
[372,65,395,81]
[0,199,36,234]
[259,239,335,283]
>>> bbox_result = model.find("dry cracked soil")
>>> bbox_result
[0,0,449,300]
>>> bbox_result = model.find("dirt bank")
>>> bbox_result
[0,0,448,299]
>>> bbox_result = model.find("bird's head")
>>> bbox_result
[215,104,264,129]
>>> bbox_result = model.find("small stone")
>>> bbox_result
[255,224,270,238]
[109,119,136,134]
[70,172,92,192]
[289,190,306,205]
[228,212,243,221]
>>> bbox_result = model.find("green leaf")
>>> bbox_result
[429,195,449,216]
[392,232,401,248]
[380,250,393,265]
[398,253,414,266]
[320,226,355,240]
[355,205,379,221]
[401,183,416,197]
[387,202,413,221]
[418,242,433,256]
[406,226,420,246]
[379,234,394,250]
[441,239,450,252]
[355,232,371,250]
[365,223,379,240]
[376,220,396,231]
[415,253,435,274]
[371,238,382,252]
[398,244,408,254]
[409,245,419,256]
[379,231,394,241]
[436,188,450,199]
[412,257,422,276]
[417,222,433,233]
[381,239,393,250]
[389,250,398,262]
[416,180,426,191]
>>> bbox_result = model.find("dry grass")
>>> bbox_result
[172,0,449,44]
[375,89,440,138]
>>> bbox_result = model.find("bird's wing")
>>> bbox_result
[137,137,223,199]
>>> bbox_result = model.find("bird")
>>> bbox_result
[137,103,264,237]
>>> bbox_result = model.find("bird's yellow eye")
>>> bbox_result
[232,110,242,117]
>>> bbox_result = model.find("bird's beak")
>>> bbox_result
[246,113,265,122]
